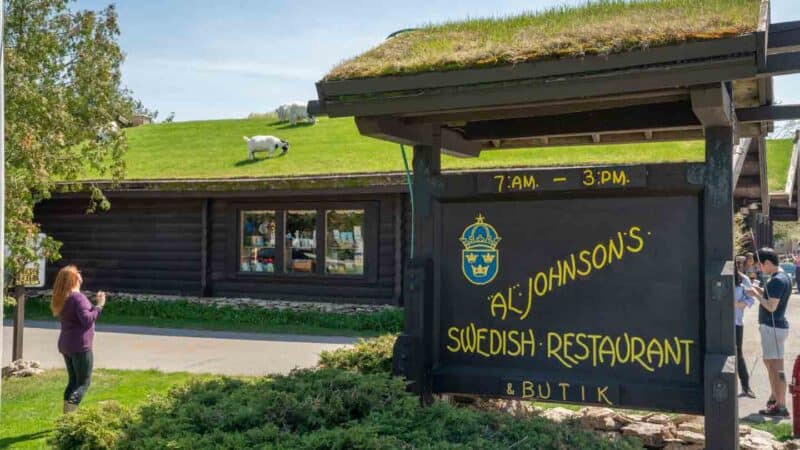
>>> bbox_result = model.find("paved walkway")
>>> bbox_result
[1,320,356,376]
[739,292,800,423]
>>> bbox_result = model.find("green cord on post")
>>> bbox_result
[401,144,415,259]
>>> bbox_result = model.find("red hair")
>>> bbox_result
[51,265,80,317]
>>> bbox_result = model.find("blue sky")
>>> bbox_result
[75,0,800,123]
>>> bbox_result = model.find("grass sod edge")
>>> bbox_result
[3,295,404,337]
[325,0,758,80]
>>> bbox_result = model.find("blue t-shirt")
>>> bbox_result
[759,272,792,329]
[735,276,754,326]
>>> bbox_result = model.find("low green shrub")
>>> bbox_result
[318,333,396,374]
[3,295,15,309]
[8,295,404,335]
[54,369,641,449]
[49,401,133,450]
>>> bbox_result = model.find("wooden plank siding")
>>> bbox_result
[35,192,408,305]
[35,198,204,295]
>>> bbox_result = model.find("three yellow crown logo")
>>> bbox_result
[460,214,501,285]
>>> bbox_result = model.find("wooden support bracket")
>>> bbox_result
[356,116,481,158]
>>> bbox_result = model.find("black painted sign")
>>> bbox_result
[476,166,647,194]
[435,195,703,411]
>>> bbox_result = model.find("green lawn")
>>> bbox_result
[326,0,757,80]
[89,117,709,181]
[767,138,796,192]
[0,369,206,449]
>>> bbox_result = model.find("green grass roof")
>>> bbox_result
[98,117,712,181]
[767,138,795,192]
[325,0,759,81]
[83,117,793,194]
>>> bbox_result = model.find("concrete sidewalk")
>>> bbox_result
[738,292,800,423]
[1,320,356,376]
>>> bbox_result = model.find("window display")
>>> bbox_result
[240,211,277,273]
[285,210,317,273]
[325,209,364,275]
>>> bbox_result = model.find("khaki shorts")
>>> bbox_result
[760,324,789,359]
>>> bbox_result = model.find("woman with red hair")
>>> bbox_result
[50,265,106,413]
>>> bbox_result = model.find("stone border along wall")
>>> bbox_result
[25,290,398,315]
[470,400,795,450]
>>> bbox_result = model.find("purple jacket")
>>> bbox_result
[58,291,102,355]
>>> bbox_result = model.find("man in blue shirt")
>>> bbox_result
[747,248,792,417]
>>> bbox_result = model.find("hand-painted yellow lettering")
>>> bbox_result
[490,329,504,355]
[582,169,595,186]
[521,330,536,357]
[538,382,551,400]
[559,382,570,401]
[494,175,505,193]
[630,336,654,372]
[507,330,521,357]
[613,170,628,185]
[522,381,535,399]
[574,333,591,361]
[576,250,592,276]
[591,243,607,270]
[596,386,613,405]
[626,226,644,252]
[446,327,461,352]
[476,327,490,357]
[533,272,548,297]
[511,176,523,190]
[600,170,612,184]
[646,338,664,368]
[598,336,616,367]
[562,333,579,367]
[489,292,508,320]
[523,175,536,190]
[680,339,694,375]
[547,332,572,368]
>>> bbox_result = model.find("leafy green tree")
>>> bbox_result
[4,0,135,283]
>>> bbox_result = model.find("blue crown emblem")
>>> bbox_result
[460,214,500,285]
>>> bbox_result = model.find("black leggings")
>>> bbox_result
[63,351,93,405]
[736,325,750,391]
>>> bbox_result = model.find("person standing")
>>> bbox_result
[734,268,756,398]
[50,265,106,413]
[747,248,792,417]
[744,252,759,283]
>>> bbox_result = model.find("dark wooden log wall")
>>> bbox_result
[35,192,408,305]
[35,198,204,295]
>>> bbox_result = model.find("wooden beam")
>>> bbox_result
[702,126,738,450]
[764,51,800,76]
[768,20,800,55]
[691,84,734,127]
[356,117,481,158]
[732,138,752,190]
[737,104,800,122]
[756,0,770,72]
[401,90,688,124]
[464,101,699,140]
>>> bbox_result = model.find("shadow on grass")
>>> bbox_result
[233,152,288,167]
[0,430,52,447]
[274,122,316,130]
